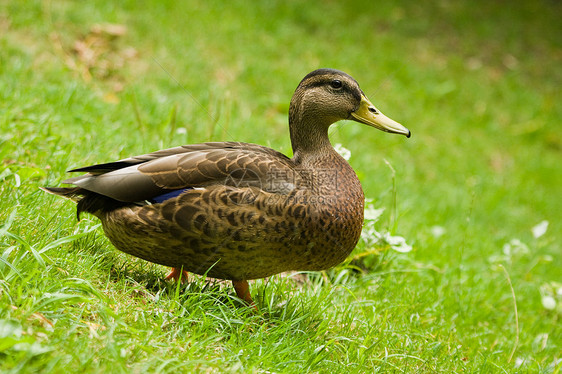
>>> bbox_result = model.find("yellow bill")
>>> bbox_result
[351,94,410,138]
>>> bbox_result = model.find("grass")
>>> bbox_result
[1,0,561,372]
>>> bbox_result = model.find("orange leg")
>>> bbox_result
[232,280,255,307]
[165,267,189,284]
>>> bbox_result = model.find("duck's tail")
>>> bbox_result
[40,186,84,201]
[40,187,128,221]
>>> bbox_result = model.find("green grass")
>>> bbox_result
[1,0,561,372]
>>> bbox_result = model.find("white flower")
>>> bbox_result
[430,225,446,238]
[334,143,351,161]
[514,357,525,368]
[502,239,529,257]
[532,220,549,239]
[541,296,556,310]
[540,282,562,312]
[360,221,380,246]
[364,207,384,221]
[361,199,411,253]
[382,232,413,253]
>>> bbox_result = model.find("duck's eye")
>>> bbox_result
[330,80,343,89]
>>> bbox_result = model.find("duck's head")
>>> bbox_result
[289,69,410,154]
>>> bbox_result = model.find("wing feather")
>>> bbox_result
[64,142,296,202]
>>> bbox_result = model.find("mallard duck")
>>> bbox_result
[42,69,410,305]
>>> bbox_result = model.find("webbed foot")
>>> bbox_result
[232,280,256,309]
[165,267,189,283]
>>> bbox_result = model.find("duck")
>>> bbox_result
[42,68,410,305]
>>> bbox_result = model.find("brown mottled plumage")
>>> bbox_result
[42,69,410,305]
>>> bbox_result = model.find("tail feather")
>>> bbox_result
[40,187,84,201]
[40,186,132,221]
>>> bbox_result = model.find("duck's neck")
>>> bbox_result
[289,94,334,164]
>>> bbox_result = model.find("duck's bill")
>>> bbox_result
[351,94,411,138]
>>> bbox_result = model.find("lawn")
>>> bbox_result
[1,0,561,372]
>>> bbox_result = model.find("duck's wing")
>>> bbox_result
[64,142,296,202]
